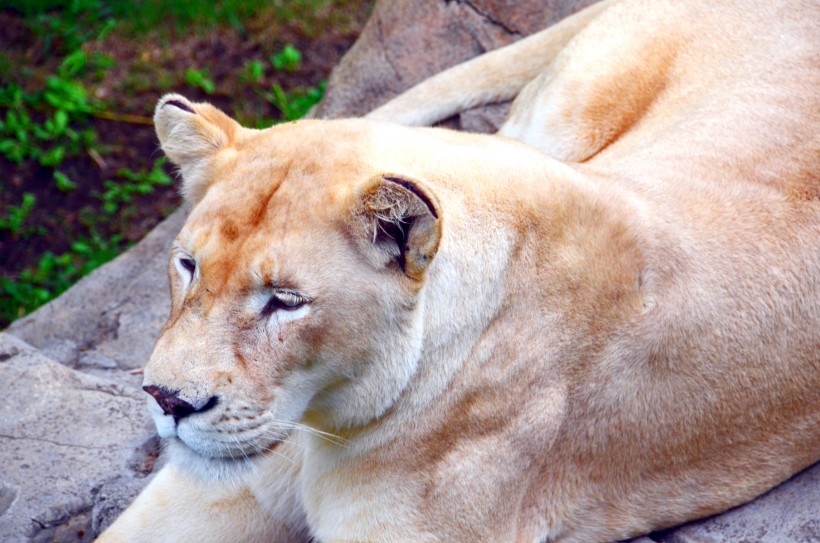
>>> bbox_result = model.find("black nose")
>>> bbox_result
[143,385,218,420]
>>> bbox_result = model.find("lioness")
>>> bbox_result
[98,0,818,541]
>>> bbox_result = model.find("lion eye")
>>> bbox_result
[174,256,197,289]
[262,291,308,315]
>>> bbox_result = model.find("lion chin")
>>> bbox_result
[166,437,274,483]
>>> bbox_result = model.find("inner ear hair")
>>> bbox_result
[361,175,442,279]
[382,176,439,219]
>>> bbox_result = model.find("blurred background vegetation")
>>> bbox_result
[0,0,374,327]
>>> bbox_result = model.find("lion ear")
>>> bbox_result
[353,175,442,281]
[154,93,239,204]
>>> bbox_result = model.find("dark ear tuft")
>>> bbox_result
[162,99,196,114]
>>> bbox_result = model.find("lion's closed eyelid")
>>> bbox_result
[172,252,198,293]
[261,290,311,315]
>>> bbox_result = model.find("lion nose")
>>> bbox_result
[143,385,218,420]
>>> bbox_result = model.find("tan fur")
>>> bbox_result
[98,0,818,541]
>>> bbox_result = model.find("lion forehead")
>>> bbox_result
[177,172,356,297]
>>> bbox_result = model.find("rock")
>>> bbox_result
[90,474,157,537]
[0,483,17,518]
[0,334,160,543]
[38,339,81,368]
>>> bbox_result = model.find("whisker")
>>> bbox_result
[269,419,350,448]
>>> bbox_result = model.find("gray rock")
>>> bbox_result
[0,334,158,542]
[77,350,118,371]
[91,472,161,537]
[0,483,17,518]
[38,340,81,368]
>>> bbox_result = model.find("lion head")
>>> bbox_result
[144,94,447,476]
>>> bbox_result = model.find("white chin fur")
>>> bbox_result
[167,438,259,483]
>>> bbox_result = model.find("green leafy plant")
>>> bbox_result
[43,75,95,113]
[0,77,99,168]
[18,0,116,55]
[241,60,266,84]
[0,193,36,236]
[271,44,302,72]
[97,158,173,214]
[185,67,216,94]
[264,81,325,121]
[57,49,116,80]
[58,49,88,78]
[0,232,124,322]
[53,170,77,192]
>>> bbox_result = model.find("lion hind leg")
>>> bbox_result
[500,0,684,162]
[366,0,619,127]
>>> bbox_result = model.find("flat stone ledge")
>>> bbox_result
[0,333,159,543]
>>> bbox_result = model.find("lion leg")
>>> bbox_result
[95,464,292,543]
[499,0,684,162]
[365,0,618,126]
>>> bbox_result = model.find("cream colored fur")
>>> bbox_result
[98,0,819,541]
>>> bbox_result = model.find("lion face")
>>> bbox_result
[144,95,442,475]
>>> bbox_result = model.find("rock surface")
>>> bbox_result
[1,1,817,541]
[0,334,160,543]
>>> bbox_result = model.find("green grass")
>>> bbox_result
[0,193,37,236]
[2,0,353,39]
[264,81,326,121]
[271,44,303,72]
[98,158,174,215]
[185,68,216,95]
[0,81,99,167]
